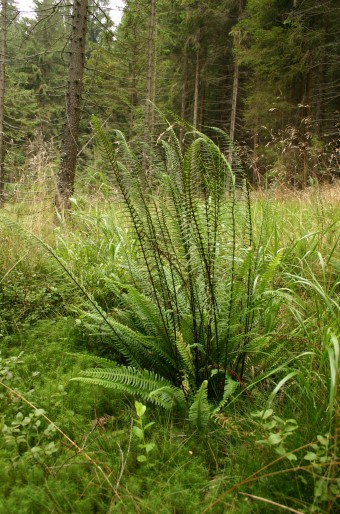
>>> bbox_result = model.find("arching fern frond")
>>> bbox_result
[149,386,185,409]
[71,366,183,409]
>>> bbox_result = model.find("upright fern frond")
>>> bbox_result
[189,380,211,430]
[175,331,196,390]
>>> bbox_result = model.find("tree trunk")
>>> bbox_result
[128,58,138,141]
[193,38,200,130]
[199,79,205,131]
[55,0,88,214]
[0,0,6,207]
[180,44,188,147]
[145,0,156,131]
[229,59,239,143]
[315,50,325,136]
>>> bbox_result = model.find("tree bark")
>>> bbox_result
[315,50,325,136]
[229,58,239,144]
[193,37,200,130]
[0,0,6,207]
[55,0,88,214]
[128,58,138,141]
[180,43,188,147]
[145,0,156,131]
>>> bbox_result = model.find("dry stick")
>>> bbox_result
[0,380,118,497]
[0,252,28,284]
[202,440,338,513]
[114,418,133,491]
[239,492,304,514]
[206,463,340,513]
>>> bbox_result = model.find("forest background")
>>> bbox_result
[0,0,339,205]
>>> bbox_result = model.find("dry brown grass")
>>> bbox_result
[254,180,340,205]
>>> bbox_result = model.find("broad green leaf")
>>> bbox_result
[304,452,317,461]
[135,401,146,418]
[262,409,274,420]
[251,409,273,419]
[267,433,283,445]
[145,443,155,454]
[133,426,143,440]
[35,409,46,417]
[317,435,328,446]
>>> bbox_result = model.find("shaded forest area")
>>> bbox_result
[0,0,339,209]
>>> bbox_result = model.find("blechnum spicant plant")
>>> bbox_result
[71,113,283,423]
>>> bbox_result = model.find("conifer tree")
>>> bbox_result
[0,0,6,206]
[55,0,88,213]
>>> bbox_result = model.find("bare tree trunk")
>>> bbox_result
[151,46,157,130]
[228,57,239,166]
[128,58,138,141]
[229,59,239,143]
[145,0,156,131]
[315,51,325,136]
[199,79,205,130]
[179,44,188,147]
[55,0,88,214]
[193,36,200,130]
[0,0,6,207]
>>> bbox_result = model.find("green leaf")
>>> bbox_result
[286,453,297,461]
[304,452,317,461]
[145,443,155,454]
[264,420,277,430]
[31,446,42,454]
[262,409,274,419]
[135,401,146,418]
[16,412,24,422]
[34,409,46,417]
[267,433,283,445]
[133,426,143,440]
[317,435,328,446]
[144,422,155,431]
[252,409,273,419]
[137,455,147,463]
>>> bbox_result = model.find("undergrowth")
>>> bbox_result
[0,122,339,512]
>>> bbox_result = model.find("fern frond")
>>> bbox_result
[214,373,239,413]
[189,380,212,429]
[71,366,182,409]
[149,386,185,409]
[256,251,283,297]
[175,331,196,389]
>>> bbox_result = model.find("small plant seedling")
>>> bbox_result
[133,401,155,464]
[252,409,298,461]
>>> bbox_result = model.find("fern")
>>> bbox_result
[174,331,196,390]
[256,251,283,297]
[214,373,239,413]
[189,380,211,429]
[71,366,184,409]
[1,115,287,414]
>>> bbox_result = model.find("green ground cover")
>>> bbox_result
[0,145,339,513]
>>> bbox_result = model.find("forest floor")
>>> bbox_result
[0,182,339,514]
